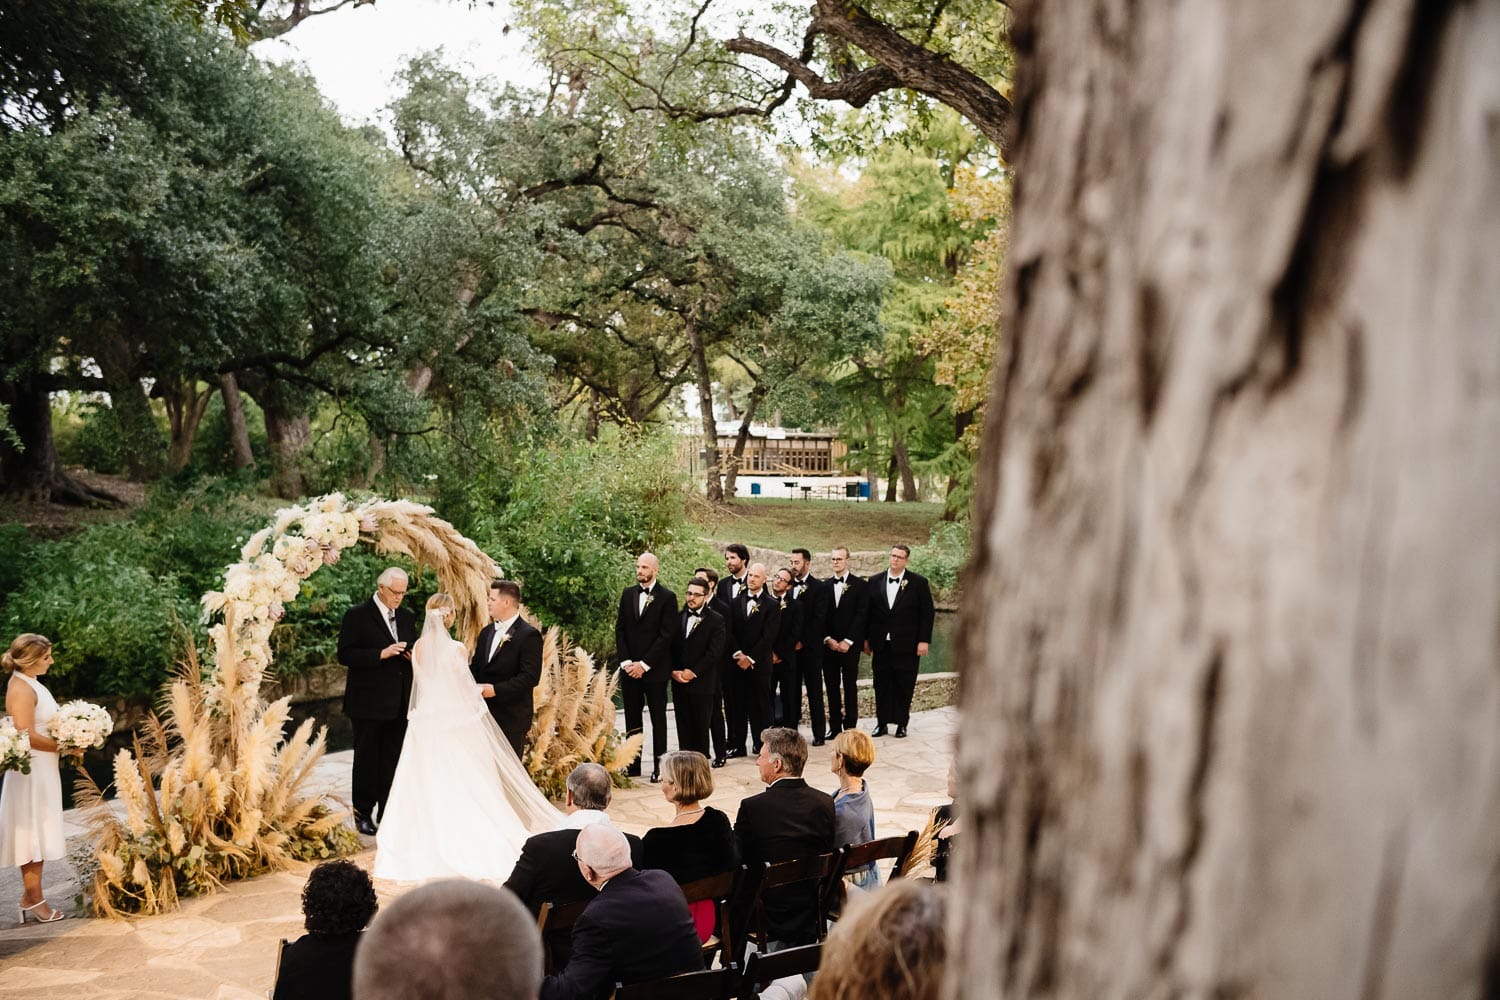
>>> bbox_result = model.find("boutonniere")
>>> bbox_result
[643,593,654,610]
[748,600,761,616]
[899,578,909,591]
[497,631,511,649]
[778,597,788,610]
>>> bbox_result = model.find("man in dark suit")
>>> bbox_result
[734,727,836,946]
[788,548,829,746]
[726,562,780,757]
[540,824,702,1000]
[614,552,677,781]
[471,579,543,758]
[694,567,731,766]
[821,546,868,738]
[671,577,725,758]
[768,567,803,730]
[864,544,935,738]
[337,567,417,835]
[505,764,645,971]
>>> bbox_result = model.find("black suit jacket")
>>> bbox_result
[504,825,647,917]
[337,598,417,720]
[272,931,361,1000]
[671,606,726,681]
[470,617,544,751]
[712,573,748,621]
[613,583,678,682]
[822,574,868,649]
[865,570,936,656]
[770,592,803,665]
[733,777,836,944]
[791,575,828,649]
[729,589,780,668]
[539,868,703,1000]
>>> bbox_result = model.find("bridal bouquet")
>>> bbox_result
[0,719,31,775]
[51,701,113,757]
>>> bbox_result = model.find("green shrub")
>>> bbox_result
[53,399,131,475]
[910,519,969,601]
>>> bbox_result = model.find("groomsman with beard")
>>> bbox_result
[726,562,780,757]
[768,567,803,731]
[693,567,730,766]
[614,552,678,782]
[788,548,829,746]
[712,545,751,760]
[472,579,544,759]
[670,577,725,757]
[338,567,418,836]
[821,546,868,738]
[864,544,935,738]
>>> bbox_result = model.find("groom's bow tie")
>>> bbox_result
[686,609,701,618]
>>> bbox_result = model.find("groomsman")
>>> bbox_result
[671,577,725,757]
[713,546,751,759]
[768,568,803,730]
[614,552,678,781]
[472,579,544,759]
[726,562,780,757]
[337,567,417,835]
[821,546,868,738]
[788,548,829,745]
[864,544,935,738]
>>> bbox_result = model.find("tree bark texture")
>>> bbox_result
[723,382,766,501]
[262,398,311,499]
[686,318,723,502]
[159,378,215,476]
[0,375,118,505]
[219,374,255,471]
[954,2,1500,999]
[893,432,918,501]
[94,325,164,481]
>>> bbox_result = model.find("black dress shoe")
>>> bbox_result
[649,768,661,783]
[811,738,826,747]
[354,814,377,836]
[725,748,747,759]
[872,724,889,737]
[712,755,727,768]
[824,729,840,742]
[894,726,908,739]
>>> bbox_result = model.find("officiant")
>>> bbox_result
[337,567,417,836]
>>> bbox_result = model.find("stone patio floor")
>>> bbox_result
[0,706,956,999]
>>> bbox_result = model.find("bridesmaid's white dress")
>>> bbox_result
[0,672,65,867]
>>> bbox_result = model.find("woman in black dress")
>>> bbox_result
[642,750,737,941]
[272,860,378,1000]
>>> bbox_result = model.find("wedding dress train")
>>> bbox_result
[374,610,561,882]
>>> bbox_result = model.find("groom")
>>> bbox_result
[472,579,544,759]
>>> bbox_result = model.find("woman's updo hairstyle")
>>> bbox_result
[3,633,52,675]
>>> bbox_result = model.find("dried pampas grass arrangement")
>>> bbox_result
[525,626,642,799]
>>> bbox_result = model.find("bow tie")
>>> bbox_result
[686,609,701,617]
[888,577,900,584]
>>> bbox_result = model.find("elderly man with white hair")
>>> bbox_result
[539,823,703,1000]
[337,566,418,836]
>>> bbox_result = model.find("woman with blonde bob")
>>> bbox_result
[374,593,561,883]
[1,633,81,923]
[642,750,737,941]
[829,728,879,889]
[809,880,947,1000]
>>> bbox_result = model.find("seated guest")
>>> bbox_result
[931,759,959,883]
[808,880,947,1000]
[505,763,644,968]
[829,729,879,890]
[353,878,542,1000]
[273,859,378,1000]
[642,750,737,941]
[734,726,835,947]
[540,824,703,1000]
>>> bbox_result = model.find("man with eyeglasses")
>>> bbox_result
[337,566,418,836]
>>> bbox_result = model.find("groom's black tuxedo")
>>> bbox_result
[471,617,544,758]
[337,597,418,822]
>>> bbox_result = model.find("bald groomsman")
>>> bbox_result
[615,552,677,781]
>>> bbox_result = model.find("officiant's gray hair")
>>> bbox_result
[353,879,541,1000]
[377,566,408,588]
[576,823,632,875]
[566,763,612,811]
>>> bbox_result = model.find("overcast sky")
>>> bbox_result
[253,0,544,129]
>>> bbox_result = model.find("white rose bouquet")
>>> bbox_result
[0,718,32,775]
[50,701,113,759]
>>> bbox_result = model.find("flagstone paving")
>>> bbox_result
[0,706,955,1000]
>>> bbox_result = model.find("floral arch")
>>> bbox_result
[81,494,637,916]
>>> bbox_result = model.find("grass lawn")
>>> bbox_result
[694,497,947,553]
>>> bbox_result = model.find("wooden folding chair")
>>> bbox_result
[615,964,737,1000]
[536,898,591,975]
[823,831,919,922]
[266,937,288,999]
[679,870,738,967]
[745,853,837,954]
[738,944,822,1000]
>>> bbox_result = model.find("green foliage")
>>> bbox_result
[52,398,136,476]
[909,519,969,600]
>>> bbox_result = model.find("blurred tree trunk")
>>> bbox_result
[686,317,723,502]
[953,2,1500,999]
[0,374,119,505]
[722,382,766,501]
[892,432,918,501]
[261,392,311,499]
[158,377,214,476]
[94,324,164,481]
[219,373,255,470]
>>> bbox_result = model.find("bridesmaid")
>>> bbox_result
[1,633,76,923]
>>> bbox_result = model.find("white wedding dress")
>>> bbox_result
[374,610,562,882]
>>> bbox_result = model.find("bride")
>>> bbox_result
[374,593,561,882]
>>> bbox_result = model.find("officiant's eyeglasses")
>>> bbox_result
[379,583,408,598]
